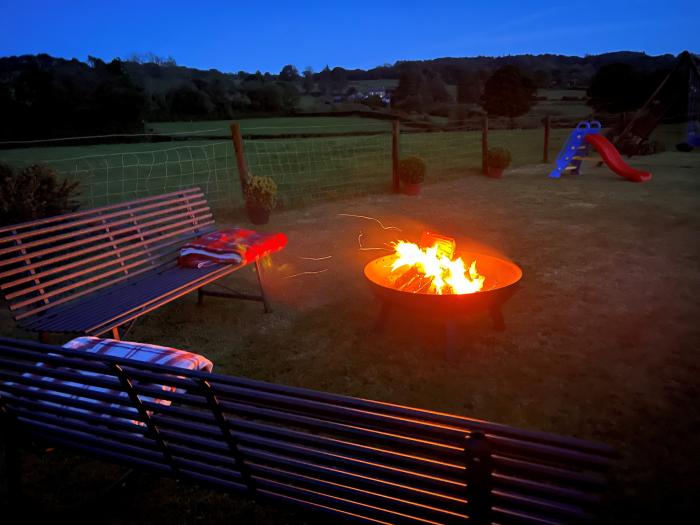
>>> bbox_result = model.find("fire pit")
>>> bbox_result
[364,233,522,359]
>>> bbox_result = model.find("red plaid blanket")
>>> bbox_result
[178,228,287,269]
[3,337,213,426]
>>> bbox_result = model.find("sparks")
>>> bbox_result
[283,269,330,279]
[337,213,402,232]
[358,231,392,251]
[299,255,333,261]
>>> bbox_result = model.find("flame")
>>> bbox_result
[389,241,485,295]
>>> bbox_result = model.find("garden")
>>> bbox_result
[2,144,698,524]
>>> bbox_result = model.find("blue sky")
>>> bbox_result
[1,1,697,73]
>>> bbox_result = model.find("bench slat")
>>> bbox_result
[6,211,213,310]
[0,198,209,257]
[21,261,232,335]
[0,215,213,283]
[3,211,211,301]
[0,336,614,524]
[0,187,203,237]
[253,464,469,524]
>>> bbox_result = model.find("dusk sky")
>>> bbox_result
[1,1,698,72]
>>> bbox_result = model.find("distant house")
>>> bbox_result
[347,87,392,105]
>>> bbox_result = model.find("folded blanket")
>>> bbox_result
[1,337,213,427]
[178,228,287,269]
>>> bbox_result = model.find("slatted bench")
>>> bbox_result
[0,187,284,340]
[0,336,617,524]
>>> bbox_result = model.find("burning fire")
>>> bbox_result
[388,233,485,295]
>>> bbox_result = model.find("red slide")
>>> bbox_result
[584,134,652,182]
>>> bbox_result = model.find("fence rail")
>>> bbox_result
[0,118,587,211]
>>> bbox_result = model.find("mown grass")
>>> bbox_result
[150,116,392,136]
[2,149,699,524]
[0,112,688,214]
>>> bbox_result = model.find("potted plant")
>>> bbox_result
[244,175,277,225]
[486,146,511,178]
[398,156,426,195]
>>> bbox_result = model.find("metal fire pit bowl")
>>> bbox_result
[364,252,522,360]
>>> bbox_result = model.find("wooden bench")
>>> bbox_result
[0,336,617,524]
[0,187,281,340]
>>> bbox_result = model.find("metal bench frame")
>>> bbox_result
[0,188,274,341]
[0,337,617,524]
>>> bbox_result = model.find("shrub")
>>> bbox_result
[487,147,512,169]
[244,175,277,210]
[0,163,80,226]
[481,65,536,119]
[398,156,426,184]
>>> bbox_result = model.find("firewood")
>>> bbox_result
[393,267,420,289]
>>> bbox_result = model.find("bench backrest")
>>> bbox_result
[0,337,616,524]
[0,188,214,322]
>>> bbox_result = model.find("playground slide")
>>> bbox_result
[584,134,652,183]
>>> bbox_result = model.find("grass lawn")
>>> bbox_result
[150,116,392,136]
[2,149,699,524]
[0,122,571,211]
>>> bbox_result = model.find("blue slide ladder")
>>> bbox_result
[549,121,602,178]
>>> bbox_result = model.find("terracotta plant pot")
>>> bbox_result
[487,166,504,178]
[246,202,270,225]
[402,181,422,195]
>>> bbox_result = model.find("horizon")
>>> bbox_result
[1,48,691,75]
[1,1,698,74]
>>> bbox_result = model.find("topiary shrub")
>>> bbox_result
[487,147,512,169]
[398,156,426,184]
[244,175,278,211]
[0,163,80,226]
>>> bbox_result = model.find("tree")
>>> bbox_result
[166,85,212,119]
[318,65,332,94]
[277,82,300,113]
[329,67,348,94]
[587,63,646,113]
[481,65,536,121]
[302,66,314,94]
[423,70,450,104]
[279,64,299,82]
[457,71,483,104]
[391,68,450,111]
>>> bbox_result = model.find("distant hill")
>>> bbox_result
[343,51,679,87]
[0,51,688,140]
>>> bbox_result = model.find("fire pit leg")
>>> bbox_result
[445,320,459,362]
[490,305,506,331]
[373,302,391,333]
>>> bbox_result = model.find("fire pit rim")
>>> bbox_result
[363,251,523,296]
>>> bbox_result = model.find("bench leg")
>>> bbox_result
[254,259,271,314]
[38,332,50,344]
[111,327,121,341]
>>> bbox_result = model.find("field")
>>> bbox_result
[2,148,699,524]
[0,106,595,212]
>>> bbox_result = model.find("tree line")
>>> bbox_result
[0,51,688,140]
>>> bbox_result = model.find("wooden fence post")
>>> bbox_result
[392,120,400,192]
[543,115,550,163]
[230,122,249,193]
[481,116,489,175]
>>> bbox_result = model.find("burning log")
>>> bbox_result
[392,267,420,289]
[388,231,485,295]
[393,266,435,293]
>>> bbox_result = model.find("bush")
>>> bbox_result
[0,163,80,226]
[487,147,512,169]
[481,66,536,119]
[398,156,426,184]
[244,175,277,210]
